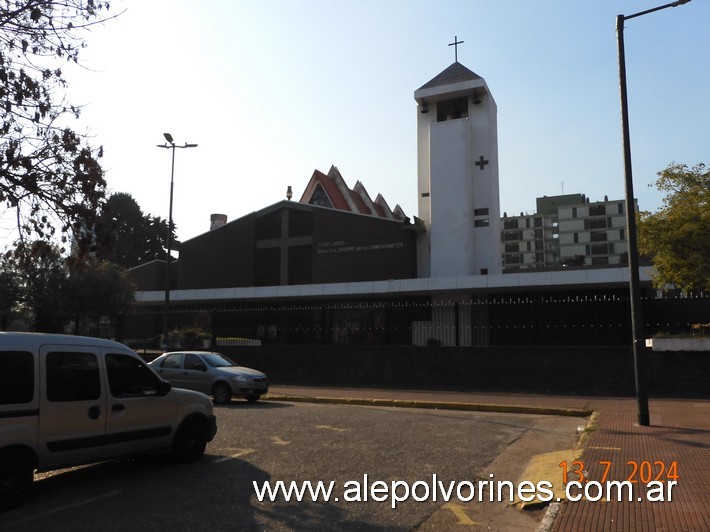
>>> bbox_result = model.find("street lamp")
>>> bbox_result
[157,133,198,344]
[616,0,691,426]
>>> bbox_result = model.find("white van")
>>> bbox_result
[0,332,218,511]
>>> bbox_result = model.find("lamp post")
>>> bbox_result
[616,0,691,426]
[157,133,198,344]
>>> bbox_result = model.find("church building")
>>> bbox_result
[415,61,502,277]
[126,55,656,348]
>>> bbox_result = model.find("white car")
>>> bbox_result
[0,333,217,512]
[149,351,269,404]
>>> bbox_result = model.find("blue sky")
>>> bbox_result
[50,0,710,245]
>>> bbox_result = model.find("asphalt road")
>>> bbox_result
[1,401,583,531]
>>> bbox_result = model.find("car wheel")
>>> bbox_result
[246,394,259,403]
[0,452,34,512]
[212,382,232,405]
[170,419,208,463]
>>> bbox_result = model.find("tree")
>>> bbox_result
[0,251,20,329]
[8,240,135,333]
[638,162,710,293]
[14,240,69,332]
[65,258,135,335]
[0,1,114,253]
[95,192,174,269]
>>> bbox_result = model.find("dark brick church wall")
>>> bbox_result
[312,209,417,283]
[178,214,256,289]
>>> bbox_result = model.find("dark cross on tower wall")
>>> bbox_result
[448,35,464,62]
[475,156,489,170]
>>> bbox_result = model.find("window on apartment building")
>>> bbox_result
[573,233,579,244]
[590,243,612,255]
[474,208,489,216]
[618,203,624,214]
[590,231,607,242]
[586,218,607,230]
[504,219,519,230]
[572,207,577,218]
[590,204,606,216]
[474,219,490,227]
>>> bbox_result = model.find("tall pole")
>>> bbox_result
[164,143,176,342]
[617,15,649,426]
[616,0,692,427]
[157,133,198,346]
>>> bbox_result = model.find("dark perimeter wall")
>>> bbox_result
[219,345,709,398]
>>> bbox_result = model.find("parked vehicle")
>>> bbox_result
[149,351,269,404]
[0,332,217,512]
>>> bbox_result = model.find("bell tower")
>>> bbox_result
[414,57,502,277]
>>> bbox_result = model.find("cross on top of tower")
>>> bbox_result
[448,35,464,62]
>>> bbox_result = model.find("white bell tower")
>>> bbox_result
[414,55,502,277]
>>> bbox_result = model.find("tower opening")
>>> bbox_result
[436,97,468,122]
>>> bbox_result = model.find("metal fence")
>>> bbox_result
[122,290,709,348]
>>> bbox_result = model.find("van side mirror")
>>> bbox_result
[158,379,172,396]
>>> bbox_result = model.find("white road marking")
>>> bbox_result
[4,490,121,527]
[211,448,256,463]
[316,425,348,432]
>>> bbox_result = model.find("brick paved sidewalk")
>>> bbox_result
[551,397,710,532]
[267,385,710,531]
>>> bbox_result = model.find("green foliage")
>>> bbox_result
[561,255,586,267]
[0,251,20,327]
[12,241,70,331]
[95,192,173,269]
[65,257,136,327]
[2,240,134,332]
[638,162,710,293]
[163,327,211,350]
[0,1,114,253]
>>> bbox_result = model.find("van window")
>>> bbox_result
[106,353,161,397]
[0,351,34,404]
[46,352,101,402]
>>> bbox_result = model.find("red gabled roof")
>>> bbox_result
[299,169,352,212]
[299,165,407,222]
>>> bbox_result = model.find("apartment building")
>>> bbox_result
[502,194,630,271]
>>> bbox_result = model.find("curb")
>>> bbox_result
[263,394,594,418]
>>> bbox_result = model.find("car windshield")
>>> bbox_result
[202,353,237,368]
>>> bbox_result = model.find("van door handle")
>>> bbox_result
[88,405,101,419]
[112,404,126,413]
